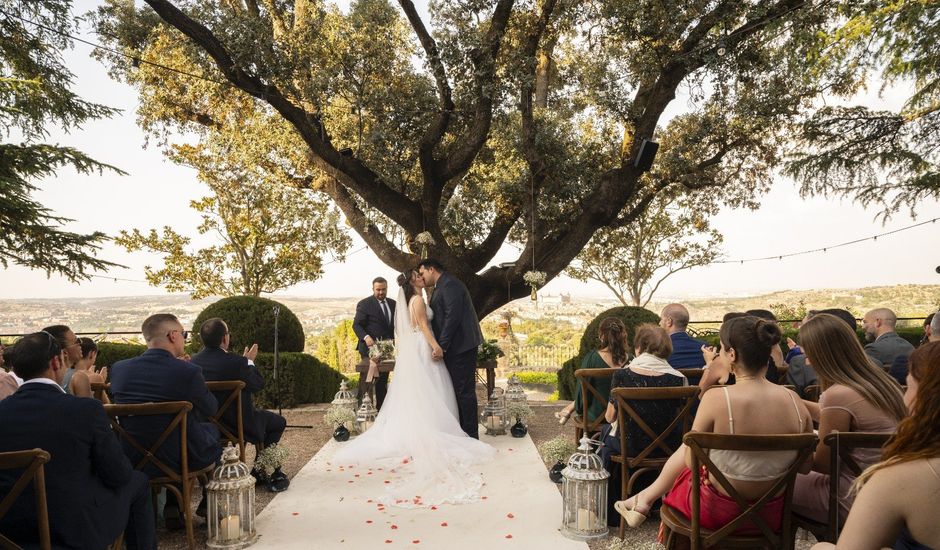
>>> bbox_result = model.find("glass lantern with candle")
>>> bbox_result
[480,389,508,435]
[332,379,358,414]
[356,394,378,433]
[505,374,526,406]
[560,437,609,540]
[207,445,258,549]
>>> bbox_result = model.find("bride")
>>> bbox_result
[332,270,494,507]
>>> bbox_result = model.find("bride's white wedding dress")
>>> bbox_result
[331,289,494,508]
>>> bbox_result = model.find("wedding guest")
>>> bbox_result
[42,325,106,398]
[0,367,19,400]
[862,308,915,367]
[352,276,396,409]
[615,316,813,536]
[697,312,746,391]
[110,314,220,528]
[0,332,155,549]
[792,313,907,525]
[811,341,940,550]
[659,304,707,370]
[889,312,938,385]
[555,317,630,425]
[787,308,858,398]
[191,317,289,492]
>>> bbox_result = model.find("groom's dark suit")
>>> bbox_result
[429,272,483,439]
[352,295,396,409]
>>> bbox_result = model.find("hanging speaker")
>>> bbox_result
[633,139,659,173]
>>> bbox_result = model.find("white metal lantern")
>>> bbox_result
[207,446,258,549]
[356,394,378,433]
[480,389,508,435]
[332,379,358,414]
[561,437,609,540]
[505,374,527,406]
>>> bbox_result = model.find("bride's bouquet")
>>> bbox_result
[368,339,396,361]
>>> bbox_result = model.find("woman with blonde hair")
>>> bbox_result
[793,313,908,524]
[812,341,940,550]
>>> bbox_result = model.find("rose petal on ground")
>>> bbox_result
[412,540,420,544]
[440,522,448,527]
[366,520,373,524]
[292,512,299,516]
[391,525,398,530]
[505,534,513,539]
[385,540,392,544]
[430,506,437,510]
[507,513,514,519]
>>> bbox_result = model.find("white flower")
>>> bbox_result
[523,270,547,286]
[415,231,436,245]
[323,406,357,427]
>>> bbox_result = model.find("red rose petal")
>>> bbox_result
[347,480,354,483]
[292,512,299,516]
[482,496,488,500]
[402,458,410,464]
[384,480,390,484]
[366,520,373,524]
[507,513,514,519]
[505,534,513,539]
[391,525,398,530]
[440,522,448,527]
[385,540,393,544]
[412,540,420,544]
[430,506,437,510]
[367,500,373,503]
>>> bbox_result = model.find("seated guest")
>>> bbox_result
[697,312,747,390]
[110,314,221,526]
[596,324,687,523]
[42,325,106,398]
[659,304,707,370]
[787,308,858,398]
[615,316,814,537]
[190,318,290,492]
[862,307,915,368]
[745,309,785,383]
[811,341,940,550]
[793,313,907,525]
[0,346,20,400]
[555,317,630,425]
[889,312,937,386]
[0,332,155,549]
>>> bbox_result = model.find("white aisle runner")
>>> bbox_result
[251,432,590,549]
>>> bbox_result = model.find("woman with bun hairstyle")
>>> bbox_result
[615,316,814,536]
[812,341,940,550]
[792,313,907,524]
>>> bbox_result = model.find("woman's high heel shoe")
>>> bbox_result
[555,410,573,425]
[614,496,648,528]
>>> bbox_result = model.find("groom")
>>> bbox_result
[418,258,484,439]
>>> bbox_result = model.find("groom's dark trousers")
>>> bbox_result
[444,348,480,439]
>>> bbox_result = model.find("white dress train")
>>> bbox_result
[331,289,494,507]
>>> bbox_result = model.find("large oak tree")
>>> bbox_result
[93,0,849,317]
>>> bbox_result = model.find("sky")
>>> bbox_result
[1,1,938,302]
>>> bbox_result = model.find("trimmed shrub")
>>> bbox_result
[191,296,305,354]
[514,371,559,387]
[96,342,147,368]
[558,306,660,400]
[252,352,345,408]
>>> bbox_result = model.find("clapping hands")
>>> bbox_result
[243,343,259,361]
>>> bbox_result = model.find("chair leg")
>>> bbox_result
[183,479,195,550]
[618,514,625,539]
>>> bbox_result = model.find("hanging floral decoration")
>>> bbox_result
[414,232,436,258]
[523,270,546,301]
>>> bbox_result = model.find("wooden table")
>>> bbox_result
[355,359,498,400]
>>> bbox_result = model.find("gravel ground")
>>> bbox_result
[156,390,818,549]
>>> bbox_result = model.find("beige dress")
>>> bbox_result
[792,384,898,523]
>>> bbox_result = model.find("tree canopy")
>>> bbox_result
[92,0,855,317]
[1,0,122,280]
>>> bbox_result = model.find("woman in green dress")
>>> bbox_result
[556,317,630,425]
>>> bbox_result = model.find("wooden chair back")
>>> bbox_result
[677,368,706,382]
[776,364,789,384]
[610,385,700,539]
[90,382,110,404]
[661,432,818,550]
[573,367,618,442]
[804,385,821,403]
[104,402,211,550]
[0,449,51,550]
[205,381,246,462]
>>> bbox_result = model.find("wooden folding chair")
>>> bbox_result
[91,382,110,404]
[792,431,892,543]
[205,381,246,462]
[573,367,618,443]
[804,385,821,403]
[0,449,51,550]
[661,432,818,550]
[776,364,789,384]
[610,386,700,539]
[677,368,706,383]
[104,402,215,550]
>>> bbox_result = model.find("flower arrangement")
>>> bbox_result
[414,232,436,258]
[255,444,290,476]
[323,405,357,428]
[523,270,547,301]
[477,339,504,363]
[507,401,534,423]
[538,435,577,465]
[368,339,395,361]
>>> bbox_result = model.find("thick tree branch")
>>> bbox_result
[325,179,415,268]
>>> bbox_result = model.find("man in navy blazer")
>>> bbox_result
[352,277,396,409]
[190,317,289,491]
[0,332,155,549]
[110,313,221,523]
[659,304,707,370]
[419,259,484,439]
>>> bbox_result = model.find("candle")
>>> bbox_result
[485,415,500,431]
[220,514,241,541]
[576,508,597,531]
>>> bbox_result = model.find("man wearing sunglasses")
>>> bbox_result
[110,313,221,529]
[0,332,156,549]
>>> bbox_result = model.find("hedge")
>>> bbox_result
[514,370,559,387]
[252,352,346,408]
[191,296,305,354]
[96,342,148,369]
[558,306,660,400]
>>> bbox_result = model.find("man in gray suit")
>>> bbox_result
[862,308,915,367]
[418,258,483,439]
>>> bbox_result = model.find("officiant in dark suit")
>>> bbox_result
[352,277,396,409]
